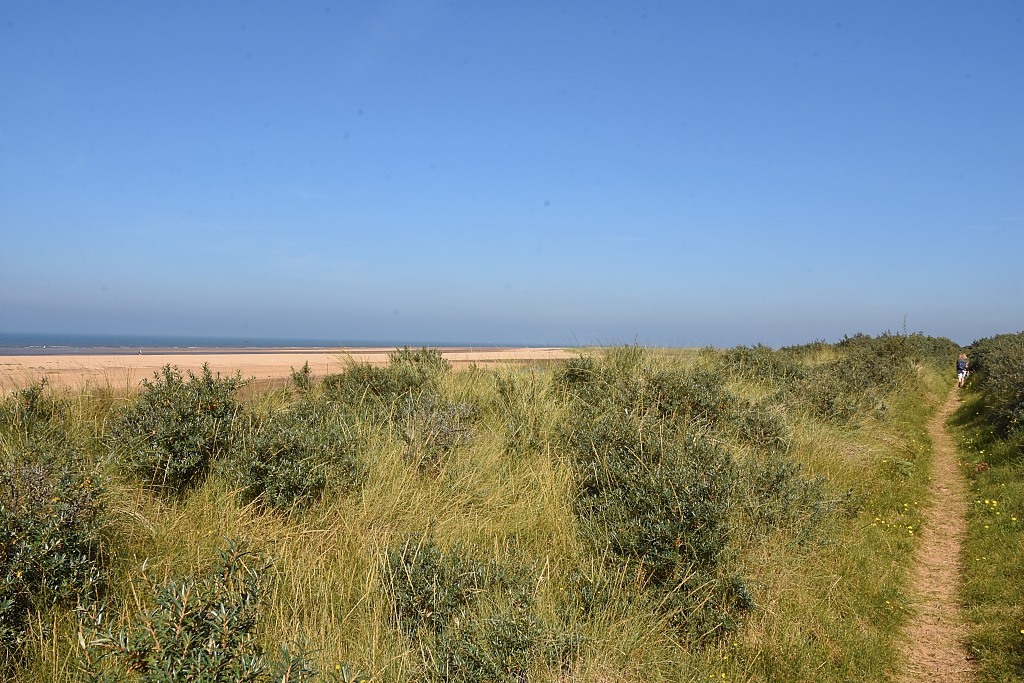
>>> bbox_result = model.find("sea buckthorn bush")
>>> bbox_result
[78,540,358,683]
[0,380,67,439]
[108,365,242,493]
[322,347,450,411]
[384,536,570,682]
[967,332,1024,435]
[226,400,364,510]
[0,457,106,653]
[725,333,959,424]
[554,347,748,637]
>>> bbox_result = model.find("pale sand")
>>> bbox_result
[0,347,575,391]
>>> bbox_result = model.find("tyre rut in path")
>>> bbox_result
[900,389,973,682]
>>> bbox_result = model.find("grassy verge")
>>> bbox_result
[2,337,957,682]
[950,388,1024,681]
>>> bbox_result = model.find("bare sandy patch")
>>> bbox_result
[0,347,574,392]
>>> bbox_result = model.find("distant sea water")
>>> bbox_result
[0,332,521,354]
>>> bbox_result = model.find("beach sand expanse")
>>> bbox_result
[0,347,575,391]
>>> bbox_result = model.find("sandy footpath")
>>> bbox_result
[0,347,574,391]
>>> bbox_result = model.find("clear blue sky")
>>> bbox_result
[1,1,1021,347]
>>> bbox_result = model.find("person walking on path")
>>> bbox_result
[956,353,969,388]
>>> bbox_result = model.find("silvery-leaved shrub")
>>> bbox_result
[78,540,364,683]
[108,365,242,493]
[322,347,450,413]
[0,457,106,655]
[384,536,571,683]
[227,401,364,510]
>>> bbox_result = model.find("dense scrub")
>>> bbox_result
[965,331,1024,436]
[0,335,957,682]
[952,331,1024,681]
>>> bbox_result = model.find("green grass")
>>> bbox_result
[950,388,1024,681]
[1,339,959,682]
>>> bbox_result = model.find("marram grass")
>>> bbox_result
[1,337,959,682]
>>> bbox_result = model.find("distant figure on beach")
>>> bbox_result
[956,353,969,388]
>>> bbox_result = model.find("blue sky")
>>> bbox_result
[1,1,1021,347]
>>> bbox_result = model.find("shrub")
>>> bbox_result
[385,536,486,637]
[227,401,364,510]
[724,334,959,424]
[648,367,737,426]
[79,540,359,683]
[968,332,1024,436]
[722,344,804,387]
[0,381,70,453]
[735,454,832,537]
[0,457,106,653]
[322,347,450,412]
[384,536,568,683]
[108,365,242,493]
[554,347,749,638]
[291,362,314,393]
[732,402,791,453]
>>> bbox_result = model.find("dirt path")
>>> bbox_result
[900,389,973,682]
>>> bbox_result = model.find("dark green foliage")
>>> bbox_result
[724,333,960,424]
[227,401,363,510]
[79,541,353,683]
[388,346,451,374]
[108,365,242,493]
[557,568,612,620]
[0,458,106,652]
[732,403,790,453]
[664,572,755,639]
[647,367,737,426]
[291,362,313,393]
[721,344,805,386]
[431,611,547,683]
[555,346,749,638]
[400,396,477,472]
[735,454,832,535]
[385,536,485,636]
[322,347,449,411]
[556,349,735,580]
[79,540,268,682]
[0,380,67,438]
[384,536,568,683]
[967,332,1024,436]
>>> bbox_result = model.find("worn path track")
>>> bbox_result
[900,389,973,682]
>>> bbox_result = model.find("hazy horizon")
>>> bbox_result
[2,2,1022,347]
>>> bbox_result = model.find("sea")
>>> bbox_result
[0,332,513,355]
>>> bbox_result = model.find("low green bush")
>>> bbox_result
[384,536,569,682]
[555,347,749,639]
[0,457,106,654]
[726,333,959,424]
[735,453,833,536]
[322,347,450,411]
[226,401,364,510]
[108,365,242,493]
[79,540,360,683]
[967,332,1024,436]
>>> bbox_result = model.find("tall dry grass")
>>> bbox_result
[3,341,954,682]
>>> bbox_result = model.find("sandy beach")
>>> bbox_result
[0,347,574,391]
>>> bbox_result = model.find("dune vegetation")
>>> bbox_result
[950,332,1024,682]
[1,335,962,682]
